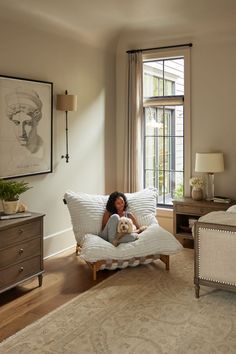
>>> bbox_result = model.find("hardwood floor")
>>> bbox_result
[0,247,115,342]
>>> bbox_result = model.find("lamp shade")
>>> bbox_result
[56,94,77,111]
[195,153,224,173]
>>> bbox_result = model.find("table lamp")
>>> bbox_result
[195,152,224,200]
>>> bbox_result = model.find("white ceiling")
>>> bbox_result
[0,0,236,46]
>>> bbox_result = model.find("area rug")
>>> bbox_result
[1,249,236,354]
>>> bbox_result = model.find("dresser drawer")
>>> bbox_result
[0,256,41,290]
[0,237,41,269]
[0,220,41,249]
[175,204,213,216]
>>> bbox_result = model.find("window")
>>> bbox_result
[143,49,190,206]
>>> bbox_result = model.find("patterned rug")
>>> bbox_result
[1,249,236,354]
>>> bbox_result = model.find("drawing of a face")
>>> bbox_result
[5,89,43,153]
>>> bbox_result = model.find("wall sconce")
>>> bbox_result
[56,90,77,163]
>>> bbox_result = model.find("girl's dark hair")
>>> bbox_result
[106,191,128,214]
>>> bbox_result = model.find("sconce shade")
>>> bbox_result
[195,153,224,173]
[56,94,77,111]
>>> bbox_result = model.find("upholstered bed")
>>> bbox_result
[64,188,182,280]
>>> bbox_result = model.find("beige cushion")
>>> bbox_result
[199,211,236,226]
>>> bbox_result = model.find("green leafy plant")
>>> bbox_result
[0,180,31,201]
[174,184,184,198]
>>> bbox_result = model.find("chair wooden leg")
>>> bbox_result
[92,264,97,281]
[76,243,81,256]
[195,283,200,298]
[160,255,170,270]
[89,261,106,281]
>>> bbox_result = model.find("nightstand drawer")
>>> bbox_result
[175,204,213,216]
[0,256,41,290]
[0,220,41,249]
[0,237,41,269]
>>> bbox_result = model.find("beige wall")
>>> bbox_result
[116,29,236,199]
[0,20,116,256]
[1,18,236,257]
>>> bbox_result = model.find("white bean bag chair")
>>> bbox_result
[64,188,182,278]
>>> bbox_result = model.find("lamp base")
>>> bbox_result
[206,173,214,201]
[61,154,69,163]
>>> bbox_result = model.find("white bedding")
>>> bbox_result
[80,224,183,263]
[199,211,236,226]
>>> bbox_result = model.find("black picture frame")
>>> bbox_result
[0,75,53,179]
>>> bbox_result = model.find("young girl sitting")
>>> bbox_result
[99,191,143,245]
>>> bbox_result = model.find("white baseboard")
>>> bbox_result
[43,228,76,259]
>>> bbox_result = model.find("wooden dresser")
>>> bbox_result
[0,213,44,294]
[173,197,235,243]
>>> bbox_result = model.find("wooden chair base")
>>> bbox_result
[76,244,170,281]
[160,254,170,271]
[76,244,81,256]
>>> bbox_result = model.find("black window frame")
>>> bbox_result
[143,57,185,207]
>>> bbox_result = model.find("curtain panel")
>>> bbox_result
[124,51,143,193]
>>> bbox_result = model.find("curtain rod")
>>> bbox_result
[126,43,192,54]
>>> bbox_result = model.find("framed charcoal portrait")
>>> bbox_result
[0,75,53,179]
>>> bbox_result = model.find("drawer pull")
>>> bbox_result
[19,266,24,272]
[19,248,24,255]
[18,229,24,234]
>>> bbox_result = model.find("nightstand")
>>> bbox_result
[0,213,44,294]
[173,198,235,244]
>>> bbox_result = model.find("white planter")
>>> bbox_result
[2,200,20,214]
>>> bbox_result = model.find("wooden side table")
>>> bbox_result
[173,198,235,243]
[0,213,44,294]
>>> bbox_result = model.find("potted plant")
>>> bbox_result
[189,176,205,201]
[0,180,31,214]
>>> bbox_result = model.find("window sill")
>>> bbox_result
[156,207,173,218]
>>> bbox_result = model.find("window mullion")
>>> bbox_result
[143,96,184,107]
[163,106,165,205]
[163,60,165,96]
